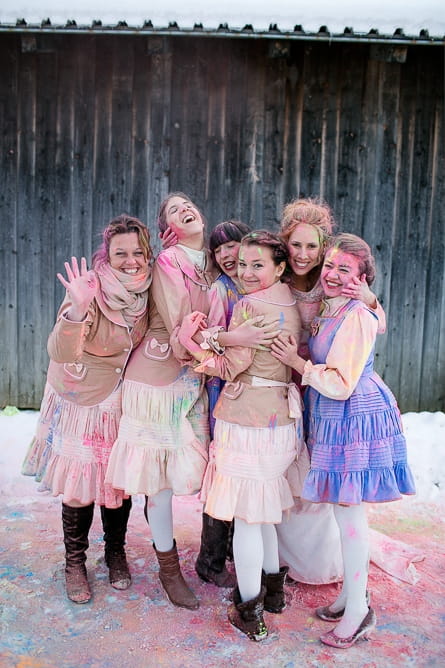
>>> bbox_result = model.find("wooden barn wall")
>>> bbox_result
[0,33,443,411]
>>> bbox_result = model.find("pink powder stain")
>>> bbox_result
[353,570,361,580]
[347,524,358,539]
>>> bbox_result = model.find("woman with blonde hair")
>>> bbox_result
[272,233,415,647]
[276,198,386,585]
[23,214,152,603]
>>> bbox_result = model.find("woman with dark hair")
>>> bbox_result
[272,233,416,648]
[178,230,304,641]
[22,214,152,604]
[195,220,251,588]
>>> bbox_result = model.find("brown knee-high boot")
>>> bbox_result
[154,540,199,610]
[62,502,94,604]
[100,497,132,590]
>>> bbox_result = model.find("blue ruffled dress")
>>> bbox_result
[302,300,416,505]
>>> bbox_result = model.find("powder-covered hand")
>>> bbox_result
[57,256,98,321]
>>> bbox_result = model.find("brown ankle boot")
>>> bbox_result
[262,566,289,613]
[62,503,94,604]
[154,540,199,610]
[228,586,268,641]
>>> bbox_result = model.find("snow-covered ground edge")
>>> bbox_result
[0,408,444,504]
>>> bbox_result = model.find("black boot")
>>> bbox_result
[100,497,132,590]
[228,586,268,642]
[195,512,236,587]
[262,566,289,613]
[62,502,94,604]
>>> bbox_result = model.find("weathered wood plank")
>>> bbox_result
[91,37,114,232]
[0,34,443,411]
[0,36,19,406]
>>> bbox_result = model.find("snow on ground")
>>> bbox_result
[0,408,443,668]
[0,408,444,503]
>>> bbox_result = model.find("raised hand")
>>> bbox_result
[57,257,98,321]
[159,226,178,250]
[342,274,377,308]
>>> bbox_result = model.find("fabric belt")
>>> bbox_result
[237,374,303,420]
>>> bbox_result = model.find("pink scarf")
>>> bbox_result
[95,262,151,326]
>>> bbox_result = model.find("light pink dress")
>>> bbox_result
[106,246,225,497]
[22,290,148,509]
[195,282,304,524]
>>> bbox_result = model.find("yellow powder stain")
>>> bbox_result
[15,658,48,668]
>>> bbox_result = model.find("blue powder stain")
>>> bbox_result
[7,510,26,519]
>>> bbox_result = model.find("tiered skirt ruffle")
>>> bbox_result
[302,374,416,504]
[29,385,125,508]
[22,382,58,482]
[106,370,209,497]
[205,420,298,524]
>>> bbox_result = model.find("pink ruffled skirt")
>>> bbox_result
[106,369,209,497]
[22,382,58,482]
[34,384,125,508]
[205,420,297,524]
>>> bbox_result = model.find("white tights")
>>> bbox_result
[144,489,174,552]
[331,503,370,635]
[233,518,279,602]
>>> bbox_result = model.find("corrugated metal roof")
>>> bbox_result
[0,0,444,43]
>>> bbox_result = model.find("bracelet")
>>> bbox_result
[200,327,225,356]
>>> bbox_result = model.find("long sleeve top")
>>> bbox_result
[46,287,148,406]
[292,279,386,359]
[124,245,225,387]
[194,281,302,428]
[301,296,379,400]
